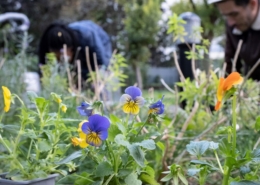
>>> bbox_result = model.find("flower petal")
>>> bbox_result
[119,94,132,105]
[135,96,145,107]
[223,72,243,91]
[215,101,222,111]
[98,130,108,140]
[86,132,102,147]
[2,86,11,112]
[79,132,89,148]
[77,102,93,117]
[122,102,140,114]
[217,77,225,101]
[81,114,110,134]
[125,86,142,100]
[78,120,88,132]
[71,137,81,146]
[88,114,110,131]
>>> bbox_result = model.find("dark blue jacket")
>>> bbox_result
[69,20,112,79]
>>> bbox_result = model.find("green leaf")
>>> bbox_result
[118,169,133,177]
[127,144,145,167]
[219,138,232,156]
[115,134,130,146]
[23,129,37,139]
[117,122,127,135]
[160,173,173,182]
[140,173,160,185]
[186,141,210,157]
[74,172,93,185]
[226,157,237,167]
[95,161,114,177]
[136,139,156,150]
[177,172,188,185]
[190,160,218,170]
[230,181,260,185]
[144,165,155,178]
[240,166,251,174]
[209,141,219,150]
[156,141,165,152]
[108,124,121,141]
[187,168,200,177]
[35,97,49,114]
[251,148,260,163]
[216,126,233,135]
[255,116,260,131]
[0,124,19,134]
[125,172,142,185]
[38,140,52,152]
[57,151,82,165]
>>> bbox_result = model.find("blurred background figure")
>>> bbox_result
[208,0,260,80]
[38,20,112,81]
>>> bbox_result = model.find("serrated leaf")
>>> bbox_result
[186,141,210,157]
[115,134,130,146]
[125,173,142,185]
[95,161,114,177]
[209,141,219,150]
[136,139,156,150]
[127,144,145,167]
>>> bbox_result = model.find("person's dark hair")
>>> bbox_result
[233,0,250,6]
[38,22,79,65]
[218,0,255,6]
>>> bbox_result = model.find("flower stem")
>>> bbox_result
[13,94,25,106]
[27,139,33,159]
[214,150,223,174]
[0,134,12,154]
[103,174,115,185]
[232,94,237,155]
[222,165,232,185]
[136,114,151,136]
[106,140,118,173]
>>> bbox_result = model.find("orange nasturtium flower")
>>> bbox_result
[215,72,243,111]
[2,86,11,112]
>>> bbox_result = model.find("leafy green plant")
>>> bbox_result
[57,86,166,185]
[0,87,80,180]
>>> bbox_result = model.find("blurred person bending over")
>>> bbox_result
[208,0,260,80]
[38,20,112,81]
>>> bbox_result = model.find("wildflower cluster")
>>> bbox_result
[67,86,165,184]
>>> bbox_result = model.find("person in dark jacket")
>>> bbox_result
[38,20,112,80]
[208,0,260,80]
